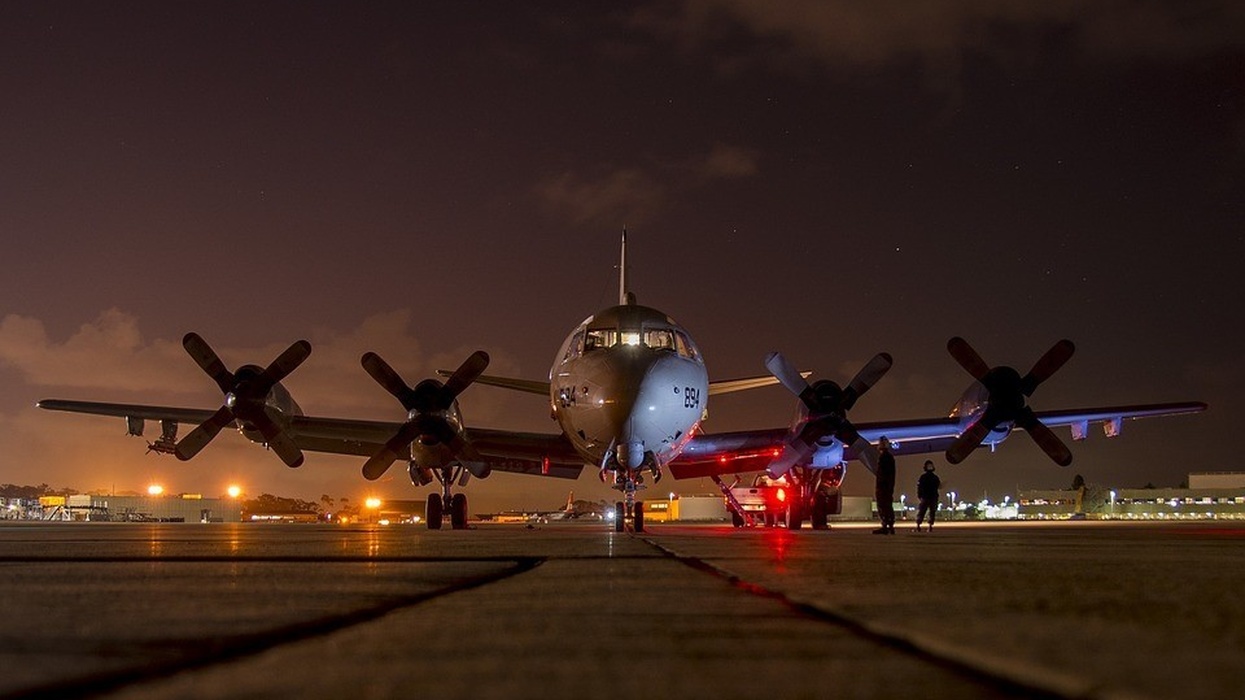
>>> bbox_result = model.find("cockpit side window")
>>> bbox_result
[675,331,702,361]
[562,329,585,363]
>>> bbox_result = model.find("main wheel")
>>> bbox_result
[787,501,803,530]
[450,493,468,530]
[811,494,829,530]
[426,493,443,530]
[633,502,645,533]
[614,501,625,532]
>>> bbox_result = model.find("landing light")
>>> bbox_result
[365,497,382,509]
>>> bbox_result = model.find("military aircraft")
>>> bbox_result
[38,234,1206,531]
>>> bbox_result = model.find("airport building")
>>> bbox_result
[1018,472,1245,520]
[51,494,242,522]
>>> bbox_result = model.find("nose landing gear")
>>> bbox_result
[425,464,471,530]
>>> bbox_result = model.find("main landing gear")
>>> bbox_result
[425,464,471,530]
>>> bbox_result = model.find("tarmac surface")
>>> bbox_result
[1,519,1242,700]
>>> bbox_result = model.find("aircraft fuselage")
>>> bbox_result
[549,303,708,488]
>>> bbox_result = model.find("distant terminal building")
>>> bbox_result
[1019,472,1245,520]
[61,494,242,522]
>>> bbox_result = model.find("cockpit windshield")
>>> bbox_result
[581,327,679,354]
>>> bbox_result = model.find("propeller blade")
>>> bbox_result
[182,333,234,393]
[947,337,990,381]
[174,406,234,461]
[1022,339,1075,396]
[361,352,417,409]
[851,436,880,474]
[441,350,490,402]
[765,440,810,479]
[262,340,312,386]
[844,352,893,408]
[1016,408,1073,466]
[946,418,994,464]
[362,422,422,480]
[249,413,305,468]
[765,352,812,400]
[361,449,400,481]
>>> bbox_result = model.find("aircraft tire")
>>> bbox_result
[614,502,625,532]
[811,494,829,530]
[787,502,803,530]
[633,502,644,533]
[427,493,443,530]
[450,493,468,530]
[731,511,744,527]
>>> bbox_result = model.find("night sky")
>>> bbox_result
[1,2,1241,512]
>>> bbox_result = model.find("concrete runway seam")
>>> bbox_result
[0,556,546,700]
[635,535,1147,700]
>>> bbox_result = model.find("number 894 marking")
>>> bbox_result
[683,387,700,409]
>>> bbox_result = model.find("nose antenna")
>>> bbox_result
[618,227,631,305]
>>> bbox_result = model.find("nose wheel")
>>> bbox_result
[613,500,645,532]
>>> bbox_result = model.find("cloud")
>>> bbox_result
[0,308,521,423]
[0,309,191,392]
[699,143,759,179]
[636,1,1245,81]
[535,143,758,224]
[534,167,665,226]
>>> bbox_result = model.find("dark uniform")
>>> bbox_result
[916,461,941,531]
[874,441,896,534]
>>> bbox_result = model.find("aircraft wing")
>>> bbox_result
[38,399,586,479]
[668,401,1206,479]
[37,399,219,426]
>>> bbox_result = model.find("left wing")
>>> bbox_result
[37,399,586,479]
[669,401,1206,479]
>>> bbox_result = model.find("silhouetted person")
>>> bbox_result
[916,459,941,531]
[873,437,896,534]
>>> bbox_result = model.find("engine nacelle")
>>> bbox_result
[408,462,434,487]
[807,441,844,468]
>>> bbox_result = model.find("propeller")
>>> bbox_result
[764,351,893,477]
[945,337,1075,466]
[175,333,311,468]
[360,350,489,481]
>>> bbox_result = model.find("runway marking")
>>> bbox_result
[1,556,544,700]
[636,533,1146,700]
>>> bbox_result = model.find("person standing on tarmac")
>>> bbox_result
[916,460,941,531]
[873,437,896,535]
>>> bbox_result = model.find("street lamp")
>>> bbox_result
[147,484,164,496]
[226,485,242,499]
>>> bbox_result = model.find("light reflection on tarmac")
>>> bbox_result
[0,520,1240,700]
